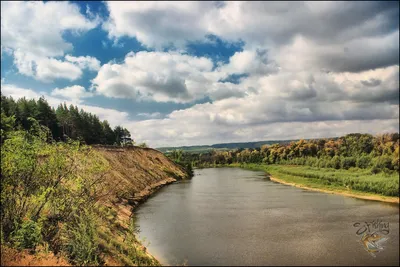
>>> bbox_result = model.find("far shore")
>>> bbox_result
[268,175,399,204]
[194,164,400,204]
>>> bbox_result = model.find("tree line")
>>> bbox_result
[1,94,132,146]
[168,133,400,173]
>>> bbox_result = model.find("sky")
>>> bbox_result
[1,1,399,147]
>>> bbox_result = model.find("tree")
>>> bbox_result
[102,121,115,145]
[0,109,15,143]
[37,97,60,140]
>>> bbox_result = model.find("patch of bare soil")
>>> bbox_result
[1,246,70,266]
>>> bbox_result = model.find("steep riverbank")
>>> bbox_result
[82,146,191,265]
[2,145,190,266]
[227,163,399,204]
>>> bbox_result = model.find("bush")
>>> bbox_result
[341,157,356,170]
[332,156,341,169]
[63,208,101,266]
[372,155,394,171]
[356,155,372,169]
[318,158,328,168]
[326,156,340,169]
[10,218,42,249]
[305,157,318,167]
[138,142,148,148]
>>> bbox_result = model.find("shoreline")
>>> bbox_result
[268,175,399,204]
[195,164,399,204]
[129,178,178,266]
[127,173,191,266]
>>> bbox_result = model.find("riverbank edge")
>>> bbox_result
[127,174,192,266]
[0,178,178,267]
[195,164,399,204]
[128,178,178,266]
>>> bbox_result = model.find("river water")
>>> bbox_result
[135,167,399,266]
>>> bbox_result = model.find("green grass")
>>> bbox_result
[223,163,399,197]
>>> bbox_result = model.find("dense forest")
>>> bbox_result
[168,133,400,173]
[1,95,132,146]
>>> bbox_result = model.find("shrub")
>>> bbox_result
[63,208,101,266]
[372,155,394,171]
[318,158,328,168]
[356,155,372,169]
[341,157,356,170]
[305,157,318,167]
[138,142,148,148]
[10,218,42,249]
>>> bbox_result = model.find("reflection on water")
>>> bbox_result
[136,168,399,266]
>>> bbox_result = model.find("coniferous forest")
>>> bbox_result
[1,95,132,146]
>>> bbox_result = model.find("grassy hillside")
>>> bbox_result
[1,128,190,266]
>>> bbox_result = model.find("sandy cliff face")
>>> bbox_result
[94,145,188,198]
[93,145,189,219]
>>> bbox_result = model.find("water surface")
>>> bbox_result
[136,168,399,266]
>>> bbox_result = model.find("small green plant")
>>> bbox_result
[10,218,42,250]
[63,208,101,266]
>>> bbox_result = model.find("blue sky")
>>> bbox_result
[1,1,399,147]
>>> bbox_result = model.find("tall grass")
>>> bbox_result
[230,163,399,197]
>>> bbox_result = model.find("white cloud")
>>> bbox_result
[65,55,101,71]
[217,49,280,76]
[11,52,102,83]
[1,1,98,57]
[2,2,399,147]
[91,49,282,103]
[103,2,398,49]
[13,51,82,83]
[51,85,94,103]
[92,51,224,103]
[103,1,218,49]
[127,65,399,147]
[1,1,100,82]
[137,112,163,119]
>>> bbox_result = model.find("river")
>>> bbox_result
[135,167,399,266]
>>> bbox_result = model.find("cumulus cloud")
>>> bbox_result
[1,1,100,82]
[276,31,399,73]
[137,112,163,119]
[103,1,218,49]
[51,85,94,103]
[91,51,248,103]
[1,1,98,57]
[128,65,399,147]
[103,1,398,74]
[2,1,399,147]
[65,55,101,71]
[91,48,282,103]
[104,2,398,47]
[11,52,102,83]
[217,49,280,76]
[13,51,83,82]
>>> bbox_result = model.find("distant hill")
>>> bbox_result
[157,136,345,153]
[157,139,300,153]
